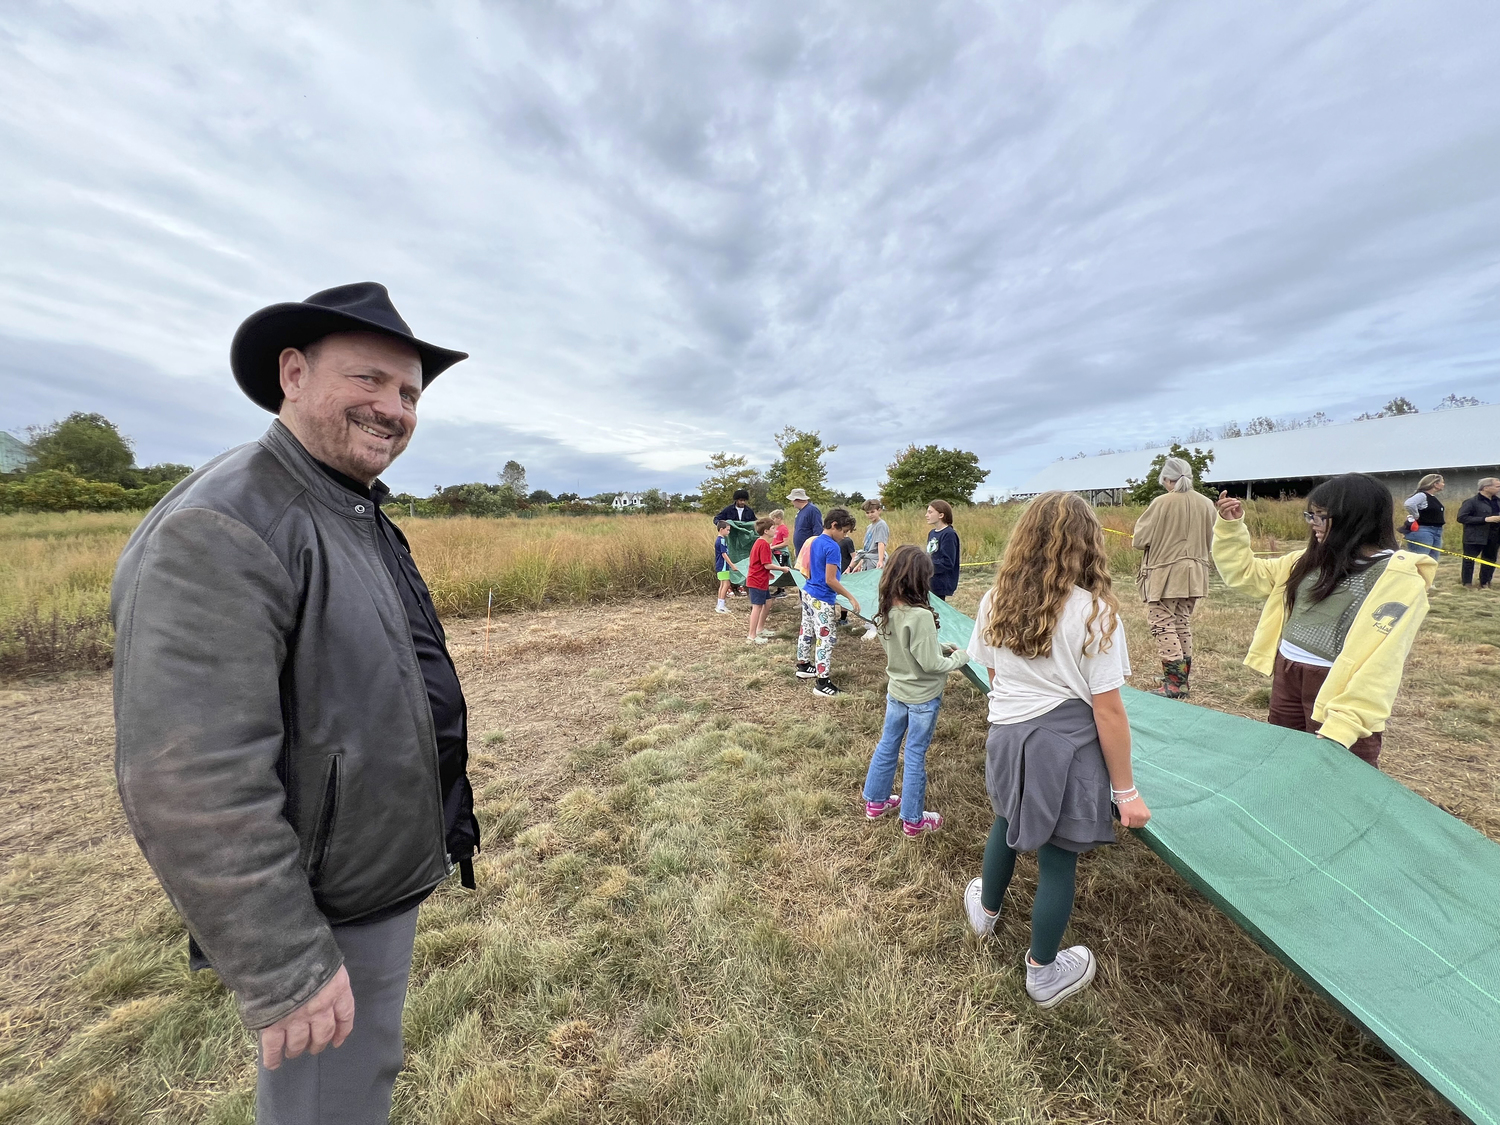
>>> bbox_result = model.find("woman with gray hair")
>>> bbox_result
[1130,457,1217,697]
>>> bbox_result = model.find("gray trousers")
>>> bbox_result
[256,906,420,1125]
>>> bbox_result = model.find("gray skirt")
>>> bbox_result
[984,697,1115,854]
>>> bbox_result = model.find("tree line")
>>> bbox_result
[0,413,193,513]
[697,427,990,515]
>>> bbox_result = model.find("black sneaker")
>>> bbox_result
[812,677,842,697]
[795,662,817,679]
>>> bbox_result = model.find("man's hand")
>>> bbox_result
[260,966,354,1070]
[1486,514,1500,523]
[1216,490,1244,521]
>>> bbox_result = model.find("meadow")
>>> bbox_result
[0,498,1324,677]
[2,501,1496,1123]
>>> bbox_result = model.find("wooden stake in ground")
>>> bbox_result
[485,589,493,658]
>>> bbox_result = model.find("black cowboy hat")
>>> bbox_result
[230,281,468,413]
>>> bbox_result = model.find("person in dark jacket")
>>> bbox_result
[714,488,755,594]
[1456,477,1500,588]
[714,488,756,525]
[112,284,478,1124]
[788,488,824,553]
[925,499,961,600]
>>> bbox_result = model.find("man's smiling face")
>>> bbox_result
[277,331,423,484]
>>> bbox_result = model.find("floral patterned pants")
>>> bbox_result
[1146,597,1200,662]
[797,592,838,676]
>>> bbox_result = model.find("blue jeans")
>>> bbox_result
[863,694,943,823]
[1405,526,1443,559]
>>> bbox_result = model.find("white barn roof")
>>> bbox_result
[1017,404,1500,495]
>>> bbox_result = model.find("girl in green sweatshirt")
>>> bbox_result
[861,545,973,838]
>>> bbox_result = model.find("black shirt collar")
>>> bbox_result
[311,458,390,506]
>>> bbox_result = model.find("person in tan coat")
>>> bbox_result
[1131,457,1216,697]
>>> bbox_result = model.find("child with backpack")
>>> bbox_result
[1213,473,1434,767]
[862,545,972,837]
[963,491,1151,1008]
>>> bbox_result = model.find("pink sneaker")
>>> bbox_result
[864,795,901,820]
[902,811,943,838]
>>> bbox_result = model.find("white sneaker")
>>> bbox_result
[1025,945,1096,1009]
[715,604,730,614]
[964,877,998,937]
[861,624,879,641]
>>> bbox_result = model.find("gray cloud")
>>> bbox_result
[1,0,1498,498]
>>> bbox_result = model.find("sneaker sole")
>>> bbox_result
[795,670,817,679]
[1029,952,1097,1010]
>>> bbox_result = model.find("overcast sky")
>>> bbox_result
[2,1,1498,497]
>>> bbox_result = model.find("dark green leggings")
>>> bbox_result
[981,815,1078,965]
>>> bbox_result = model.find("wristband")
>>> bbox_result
[1111,787,1138,801]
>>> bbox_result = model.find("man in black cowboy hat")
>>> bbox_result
[112,283,479,1123]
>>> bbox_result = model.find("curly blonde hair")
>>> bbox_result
[982,491,1119,659]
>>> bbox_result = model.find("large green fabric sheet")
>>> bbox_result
[724,527,1500,1120]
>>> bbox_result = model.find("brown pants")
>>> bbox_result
[1146,597,1200,662]
[1269,653,1381,766]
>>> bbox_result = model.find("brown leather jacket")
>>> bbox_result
[112,421,456,1028]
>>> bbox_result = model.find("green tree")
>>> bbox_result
[879,444,989,509]
[429,482,520,517]
[699,452,760,514]
[765,427,836,505]
[640,488,670,514]
[500,460,528,493]
[1124,444,1217,505]
[127,463,193,488]
[1382,396,1418,416]
[26,412,135,483]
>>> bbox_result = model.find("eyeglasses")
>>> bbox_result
[1302,511,1330,526]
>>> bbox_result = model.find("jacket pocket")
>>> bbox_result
[306,754,342,884]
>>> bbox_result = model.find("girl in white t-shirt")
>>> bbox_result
[962,491,1152,1009]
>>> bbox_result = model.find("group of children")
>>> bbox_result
[711,472,1432,1010]
[713,494,966,686]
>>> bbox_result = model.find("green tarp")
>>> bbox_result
[724,528,1500,1122]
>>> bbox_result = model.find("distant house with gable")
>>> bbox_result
[611,492,646,510]
[0,432,33,474]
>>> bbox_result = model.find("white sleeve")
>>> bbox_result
[967,593,994,667]
[1085,614,1131,694]
[1403,492,1426,518]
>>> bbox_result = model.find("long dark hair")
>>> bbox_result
[1283,473,1400,615]
[875,545,939,634]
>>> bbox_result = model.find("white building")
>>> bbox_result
[611,492,646,510]
[1015,405,1500,503]
[0,432,33,474]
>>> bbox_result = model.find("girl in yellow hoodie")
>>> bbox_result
[1212,473,1434,767]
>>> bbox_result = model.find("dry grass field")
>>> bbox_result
[1,506,1496,1123]
[0,498,1328,677]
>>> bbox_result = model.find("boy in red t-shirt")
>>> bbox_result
[746,517,781,643]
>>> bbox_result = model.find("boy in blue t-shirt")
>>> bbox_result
[797,508,862,697]
[714,520,733,614]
